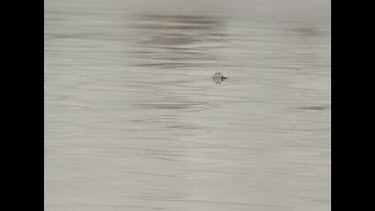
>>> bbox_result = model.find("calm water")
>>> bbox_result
[45,0,331,210]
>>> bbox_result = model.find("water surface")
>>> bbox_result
[45,0,331,210]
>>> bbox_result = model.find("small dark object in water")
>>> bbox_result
[211,72,227,84]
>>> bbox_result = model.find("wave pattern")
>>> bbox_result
[45,1,330,210]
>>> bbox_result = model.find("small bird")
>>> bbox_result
[211,72,227,84]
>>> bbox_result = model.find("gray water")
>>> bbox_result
[45,0,331,210]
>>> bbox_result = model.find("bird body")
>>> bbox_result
[211,72,227,83]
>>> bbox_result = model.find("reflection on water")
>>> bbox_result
[45,0,330,210]
[128,14,226,69]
